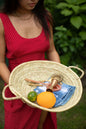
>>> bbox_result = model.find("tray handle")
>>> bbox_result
[2,85,21,100]
[68,66,84,79]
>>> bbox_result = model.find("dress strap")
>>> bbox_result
[0,13,16,41]
[0,13,8,26]
[0,13,12,33]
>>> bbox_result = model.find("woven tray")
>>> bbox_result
[2,60,84,112]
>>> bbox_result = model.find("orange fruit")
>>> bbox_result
[27,91,37,102]
[37,91,56,108]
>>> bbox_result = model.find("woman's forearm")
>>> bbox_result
[47,50,60,63]
[0,62,10,84]
[38,111,48,129]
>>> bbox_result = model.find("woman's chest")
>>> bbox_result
[4,15,50,57]
[14,23,42,39]
[5,22,50,57]
[9,16,42,39]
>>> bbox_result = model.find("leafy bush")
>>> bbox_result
[56,0,86,40]
[45,0,86,68]
[54,26,85,67]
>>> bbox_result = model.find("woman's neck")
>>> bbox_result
[16,7,33,16]
[14,8,33,21]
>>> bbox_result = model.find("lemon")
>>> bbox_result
[27,91,37,102]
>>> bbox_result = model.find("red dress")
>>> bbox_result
[0,13,57,129]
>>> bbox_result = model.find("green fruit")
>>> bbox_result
[27,91,37,102]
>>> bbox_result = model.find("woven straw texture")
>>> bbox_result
[2,60,84,112]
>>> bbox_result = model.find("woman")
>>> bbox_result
[0,0,60,129]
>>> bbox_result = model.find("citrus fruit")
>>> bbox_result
[37,91,56,108]
[27,91,37,102]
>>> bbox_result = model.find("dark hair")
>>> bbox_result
[2,0,53,38]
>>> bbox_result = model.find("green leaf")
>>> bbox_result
[55,26,67,31]
[65,0,86,4]
[70,16,82,29]
[61,9,73,16]
[69,45,75,52]
[63,47,68,52]
[81,14,86,23]
[65,0,77,4]
[56,2,68,9]
[82,23,86,28]
[79,31,86,40]
[60,52,72,65]
[71,5,79,13]
[80,4,86,10]
[67,30,72,36]
[75,0,86,4]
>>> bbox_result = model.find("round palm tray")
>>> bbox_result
[2,60,84,112]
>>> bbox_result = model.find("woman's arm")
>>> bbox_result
[47,24,60,63]
[38,23,60,129]
[0,19,10,84]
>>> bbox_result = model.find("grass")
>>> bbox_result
[57,88,86,129]
[0,78,86,129]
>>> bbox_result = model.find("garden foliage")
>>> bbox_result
[45,0,86,68]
